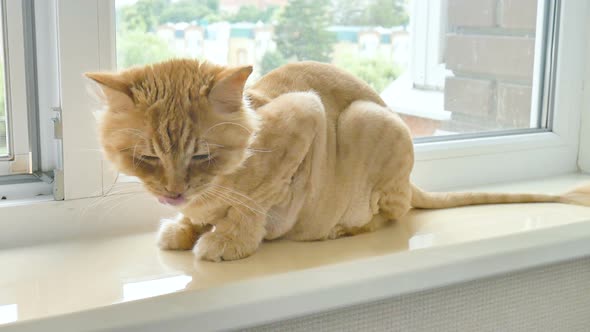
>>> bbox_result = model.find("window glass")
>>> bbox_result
[115,0,544,138]
[0,8,7,157]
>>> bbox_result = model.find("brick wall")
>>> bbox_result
[443,0,537,132]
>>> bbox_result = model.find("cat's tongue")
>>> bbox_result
[158,195,186,206]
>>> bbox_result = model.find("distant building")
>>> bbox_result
[328,26,409,68]
[157,21,275,77]
[155,22,408,77]
[219,0,289,14]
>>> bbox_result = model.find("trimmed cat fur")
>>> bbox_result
[86,59,590,261]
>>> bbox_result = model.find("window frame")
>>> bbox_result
[0,0,33,174]
[0,0,55,201]
[410,0,448,91]
[577,4,590,173]
[52,0,588,200]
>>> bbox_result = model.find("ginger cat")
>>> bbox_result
[86,59,590,261]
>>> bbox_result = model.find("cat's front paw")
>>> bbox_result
[157,219,198,250]
[193,232,258,262]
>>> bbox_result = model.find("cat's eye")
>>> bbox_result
[192,154,210,161]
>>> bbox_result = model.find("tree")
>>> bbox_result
[117,0,221,31]
[332,0,409,27]
[366,0,408,27]
[228,5,279,23]
[335,54,399,92]
[260,51,287,75]
[158,0,220,24]
[117,0,170,33]
[274,0,336,62]
[117,31,175,69]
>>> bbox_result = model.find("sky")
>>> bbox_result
[115,0,137,8]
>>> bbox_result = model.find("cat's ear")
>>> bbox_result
[85,72,135,112]
[208,65,253,113]
[85,72,133,99]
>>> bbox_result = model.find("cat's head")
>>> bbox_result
[86,59,259,207]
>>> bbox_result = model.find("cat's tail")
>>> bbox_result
[410,183,590,209]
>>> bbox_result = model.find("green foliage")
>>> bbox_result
[274,0,336,62]
[116,0,222,68]
[159,0,220,24]
[335,54,399,92]
[114,0,408,86]
[117,0,221,33]
[332,0,409,27]
[117,0,170,33]
[228,5,279,23]
[260,50,288,75]
[117,31,175,69]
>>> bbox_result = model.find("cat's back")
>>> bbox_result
[248,61,386,110]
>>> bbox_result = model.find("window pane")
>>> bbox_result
[0,7,7,158]
[115,0,546,139]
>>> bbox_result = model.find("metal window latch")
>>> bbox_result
[34,171,55,184]
[53,169,64,200]
[51,107,63,139]
[50,106,65,200]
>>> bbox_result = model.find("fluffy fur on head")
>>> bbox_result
[86,59,259,204]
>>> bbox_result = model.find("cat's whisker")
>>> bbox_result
[79,181,149,217]
[80,194,125,218]
[210,184,285,222]
[206,190,249,220]
[76,148,105,153]
[207,187,255,213]
[131,140,145,170]
[199,191,216,214]
[103,187,145,197]
[209,184,267,211]
[101,194,149,220]
[105,128,148,139]
[203,121,253,136]
[206,188,261,219]
[102,173,121,196]
[117,145,144,153]
[203,140,213,168]
[78,185,125,216]
[246,148,274,153]
[207,186,271,219]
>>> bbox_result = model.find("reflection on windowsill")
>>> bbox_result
[408,232,435,250]
[122,275,192,302]
[0,304,18,325]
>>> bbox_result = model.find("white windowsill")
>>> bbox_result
[1,174,590,331]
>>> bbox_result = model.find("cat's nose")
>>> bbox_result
[165,184,186,197]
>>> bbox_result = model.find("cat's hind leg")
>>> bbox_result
[327,214,389,239]
[328,99,414,237]
[377,183,412,221]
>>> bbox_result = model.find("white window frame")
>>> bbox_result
[578,3,590,173]
[0,0,33,176]
[410,0,448,91]
[411,0,586,190]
